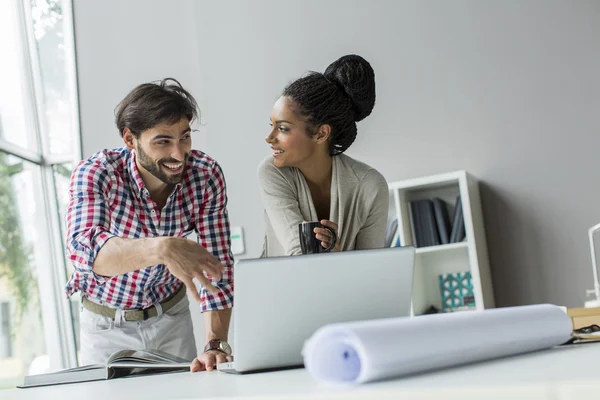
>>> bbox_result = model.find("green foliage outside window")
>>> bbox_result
[0,153,34,317]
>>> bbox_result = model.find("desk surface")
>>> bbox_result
[5,343,600,400]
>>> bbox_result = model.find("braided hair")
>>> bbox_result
[282,55,376,156]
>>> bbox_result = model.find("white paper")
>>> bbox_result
[302,304,572,384]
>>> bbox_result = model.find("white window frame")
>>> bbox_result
[0,0,81,370]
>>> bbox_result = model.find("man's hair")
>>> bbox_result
[115,78,199,137]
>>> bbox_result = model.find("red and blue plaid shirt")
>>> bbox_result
[65,147,234,312]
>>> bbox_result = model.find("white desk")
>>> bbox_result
[5,343,600,400]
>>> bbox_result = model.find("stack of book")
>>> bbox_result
[408,196,465,248]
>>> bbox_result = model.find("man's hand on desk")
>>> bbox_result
[190,350,233,372]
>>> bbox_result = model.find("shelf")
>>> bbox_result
[389,170,494,310]
[413,308,476,317]
[415,241,468,255]
[388,170,466,191]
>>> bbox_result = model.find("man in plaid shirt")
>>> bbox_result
[66,78,233,372]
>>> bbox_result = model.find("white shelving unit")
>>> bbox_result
[388,170,495,315]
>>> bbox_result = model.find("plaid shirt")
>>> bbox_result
[65,147,234,312]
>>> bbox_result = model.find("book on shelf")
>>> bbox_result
[449,195,465,243]
[408,202,417,247]
[409,201,421,247]
[399,195,465,248]
[18,349,191,388]
[409,200,439,248]
[384,217,399,248]
[432,197,451,245]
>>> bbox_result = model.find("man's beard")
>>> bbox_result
[136,145,188,185]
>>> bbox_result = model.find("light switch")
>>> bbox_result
[230,226,245,255]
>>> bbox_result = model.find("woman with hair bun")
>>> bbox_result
[258,54,389,257]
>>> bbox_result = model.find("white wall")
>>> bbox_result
[74,0,207,156]
[74,0,600,353]
[191,0,600,308]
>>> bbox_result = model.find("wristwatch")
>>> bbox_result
[203,339,232,355]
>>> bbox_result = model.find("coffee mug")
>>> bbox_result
[298,221,337,254]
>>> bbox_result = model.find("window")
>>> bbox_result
[0,302,12,359]
[0,0,80,390]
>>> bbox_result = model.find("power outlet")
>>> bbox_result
[230,226,245,255]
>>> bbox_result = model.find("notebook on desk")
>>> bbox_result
[217,247,415,374]
[19,349,190,388]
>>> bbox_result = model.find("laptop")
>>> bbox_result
[217,246,415,373]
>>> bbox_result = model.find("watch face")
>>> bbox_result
[219,341,232,355]
[205,339,232,355]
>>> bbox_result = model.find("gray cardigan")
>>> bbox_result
[258,154,389,257]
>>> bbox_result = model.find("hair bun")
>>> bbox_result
[324,54,376,122]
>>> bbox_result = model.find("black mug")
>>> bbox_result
[298,221,337,254]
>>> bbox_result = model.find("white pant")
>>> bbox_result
[80,295,197,365]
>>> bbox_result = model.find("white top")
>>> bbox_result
[7,343,600,399]
[258,154,389,257]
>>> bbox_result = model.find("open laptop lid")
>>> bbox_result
[230,246,415,372]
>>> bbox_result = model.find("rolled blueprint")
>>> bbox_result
[302,304,572,384]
